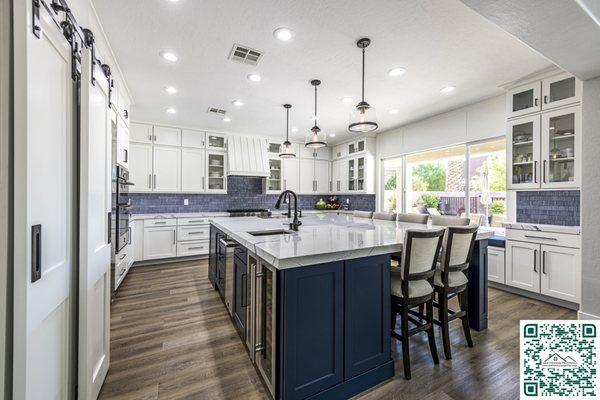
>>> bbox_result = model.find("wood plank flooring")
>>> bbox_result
[99,260,575,400]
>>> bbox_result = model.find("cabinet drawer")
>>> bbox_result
[177,225,210,241]
[115,248,132,289]
[506,228,580,248]
[143,218,177,227]
[177,240,209,256]
[178,217,209,226]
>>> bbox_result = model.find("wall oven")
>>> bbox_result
[115,165,133,252]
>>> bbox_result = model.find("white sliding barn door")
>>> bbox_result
[13,1,76,399]
[78,47,112,399]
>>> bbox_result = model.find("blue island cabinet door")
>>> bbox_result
[281,262,344,400]
[344,255,391,379]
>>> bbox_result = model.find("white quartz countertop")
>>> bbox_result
[131,209,353,221]
[503,222,581,235]
[212,214,494,269]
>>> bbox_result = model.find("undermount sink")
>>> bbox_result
[247,229,293,237]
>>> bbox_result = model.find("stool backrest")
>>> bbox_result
[372,212,396,221]
[431,215,470,227]
[397,213,428,224]
[353,210,373,218]
[399,229,445,297]
[438,225,478,286]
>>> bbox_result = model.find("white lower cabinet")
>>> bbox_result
[505,235,581,303]
[540,245,580,303]
[143,226,177,260]
[133,220,144,262]
[487,246,505,284]
[177,240,209,257]
[115,244,133,290]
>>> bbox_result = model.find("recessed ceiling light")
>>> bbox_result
[159,51,178,62]
[388,67,406,77]
[440,86,456,93]
[164,86,177,94]
[232,100,244,106]
[341,96,353,103]
[223,117,231,122]
[273,27,293,41]
[329,133,336,137]
[247,73,261,82]
[166,107,176,114]
[291,127,298,132]
[388,108,399,114]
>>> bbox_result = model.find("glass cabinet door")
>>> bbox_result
[348,158,355,191]
[206,152,226,192]
[267,142,281,154]
[356,157,365,191]
[542,106,580,188]
[542,73,580,110]
[267,159,282,192]
[507,115,540,189]
[348,142,356,155]
[206,133,227,150]
[357,139,365,153]
[507,82,541,119]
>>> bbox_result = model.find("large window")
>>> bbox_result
[379,137,507,226]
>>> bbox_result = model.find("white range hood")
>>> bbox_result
[227,135,270,177]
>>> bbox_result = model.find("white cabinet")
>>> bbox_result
[505,240,540,293]
[206,151,227,193]
[154,126,181,146]
[130,122,154,144]
[507,81,541,119]
[206,133,227,150]
[114,245,132,290]
[129,143,153,192]
[507,115,541,189]
[177,240,209,257]
[332,144,347,160]
[132,220,144,262]
[299,145,328,160]
[314,160,330,193]
[182,129,206,148]
[116,117,130,170]
[540,106,581,188]
[487,246,505,284]
[540,245,580,303]
[282,158,300,192]
[331,159,347,193]
[347,139,366,155]
[181,148,205,192]
[299,158,315,193]
[153,146,181,192]
[266,158,282,193]
[266,140,282,155]
[143,226,177,260]
[541,73,581,111]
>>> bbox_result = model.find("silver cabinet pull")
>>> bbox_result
[533,249,537,272]
[187,246,205,250]
[153,174,157,189]
[524,235,557,241]
[173,230,176,244]
[542,160,547,183]
[202,176,205,189]
[148,174,152,189]
[154,221,167,225]
[188,231,206,235]
[534,161,537,183]
[542,251,547,274]
[187,220,205,223]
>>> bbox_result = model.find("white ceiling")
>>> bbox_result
[92,0,553,143]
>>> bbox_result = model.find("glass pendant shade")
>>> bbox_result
[305,126,327,148]
[348,102,378,133]
[279,140,296,158]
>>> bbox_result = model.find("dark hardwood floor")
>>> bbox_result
[99,260,575,400]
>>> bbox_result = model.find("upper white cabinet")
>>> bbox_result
[153,146,181,192]
[331,159,347,193]
[347,139,366,156]
[206,151,227,193]
[332,144,348,160]
[507,115,541,189]
[129,143,153,192]
[299,145,328,160]
[267,140,282,155]
[266,158,282,193]
[507,73,581,119]
[541,73,582,111]
[314,160,330,193]
[206,133,228,150]
[541,106,581,188]
[181,148,205,192]
[507,82,541,119]
[130,122,153,144]
[299,158,330,194]
[182,129,206,148]
[282,158,300,192]
[154,126,181,146]
[116,116,130,170]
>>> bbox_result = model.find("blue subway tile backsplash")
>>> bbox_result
[130,176,376,214]
[516,190,580,226]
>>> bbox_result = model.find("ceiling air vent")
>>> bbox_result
[207,107,227,115]
[229,44,263,66]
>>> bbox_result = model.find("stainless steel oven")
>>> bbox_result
[115,166,133,252]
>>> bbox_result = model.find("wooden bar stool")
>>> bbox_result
[390,228,445,379]
[433,225,478,360]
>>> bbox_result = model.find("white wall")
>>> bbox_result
[580,75,600,319]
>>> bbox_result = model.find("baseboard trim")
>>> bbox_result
[578,310,600,320]
[489,282,579,310]
[132,254,208,267]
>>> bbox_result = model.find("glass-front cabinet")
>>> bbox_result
[267,159,282,193]
[507,82,541,119]
[206,151,227,193]
[541,106,581,188]
[348,158,356,191]
[206,133,227,150]
[348,139,366,155]
[507,115,541,189]
[541,73,581,111]
[267,141,281,155]
[347,156,366,192]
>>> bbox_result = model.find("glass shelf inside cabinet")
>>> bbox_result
[548,113,575,183]
[511,121,535,184]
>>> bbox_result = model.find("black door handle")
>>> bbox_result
[107,211,112,244]
[241,273,248,308]
[31,224,42,283]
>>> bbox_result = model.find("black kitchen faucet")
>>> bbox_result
[275,190,302,231]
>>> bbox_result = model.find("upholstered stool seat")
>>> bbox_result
[434,270,468,288]
[391,274,433,298]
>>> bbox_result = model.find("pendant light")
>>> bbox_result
[279,104,296,158]
[305,79,327,148]
[348,38,378,133]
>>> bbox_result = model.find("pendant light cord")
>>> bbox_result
[314,85,318,125]
[285,107,289,141]
[361,47,365,102]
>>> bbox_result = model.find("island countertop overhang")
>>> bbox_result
[210,214,493,269]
